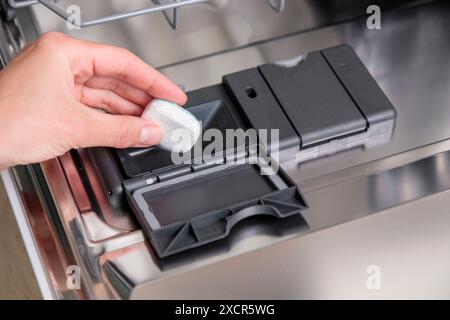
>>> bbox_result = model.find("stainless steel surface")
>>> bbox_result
[38,0,208,29]
[1,167,81,299]
[8,0,37,8]
[0,175,42,299]
[29,0,404,69]
[2,0,450,299]
[131,188,450,299]
[8,0,210,29]
[9,0,285,29]
[268,0,286,13]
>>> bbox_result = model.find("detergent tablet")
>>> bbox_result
[142,99,201,153]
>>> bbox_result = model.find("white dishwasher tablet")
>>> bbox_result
[142,99,201,153]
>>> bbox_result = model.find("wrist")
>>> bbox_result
[0,160,11,171]
[0,138,15,171]
[0,155,13,171]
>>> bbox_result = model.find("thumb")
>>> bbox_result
[78,108,163,148]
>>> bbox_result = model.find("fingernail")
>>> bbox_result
[140,126,163,145]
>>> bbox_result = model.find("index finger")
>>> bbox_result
[74,39,187,105]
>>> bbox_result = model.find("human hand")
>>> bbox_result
[0,32,187,170]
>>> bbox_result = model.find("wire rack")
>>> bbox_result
[7,0,286,29]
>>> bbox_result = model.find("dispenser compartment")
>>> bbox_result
[86,43,396,257]
[321,45,397,124]
[217,44,397,157]
[127,162,308,258]
[223,68,300,155]
[259,51,368,147]
[116,100,242,178]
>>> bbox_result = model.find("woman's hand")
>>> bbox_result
[0,32,187,170]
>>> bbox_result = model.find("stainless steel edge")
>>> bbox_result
[2,0,450,299]
[1,170,55,299]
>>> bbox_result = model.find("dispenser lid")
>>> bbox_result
[127,161,308,258]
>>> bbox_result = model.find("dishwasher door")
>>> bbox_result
[2,0,450,299]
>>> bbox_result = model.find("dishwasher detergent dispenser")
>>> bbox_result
[87,44,396,258]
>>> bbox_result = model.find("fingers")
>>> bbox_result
[76,106,163,149]
[79,41,187,105]
[80,87,143,116]
[35,32,187,105]
[85,76,152,107]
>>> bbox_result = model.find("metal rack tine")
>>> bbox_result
[7,0,38,8]
[152,0,181,30]
[7,0,285,29]
[267,0,286,13]
[7,0,208,29]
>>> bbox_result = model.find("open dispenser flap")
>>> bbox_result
[126,161,308,258]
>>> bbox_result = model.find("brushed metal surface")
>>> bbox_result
[2,0,450,299]
[131,188,450,299]
[30,0,411,68]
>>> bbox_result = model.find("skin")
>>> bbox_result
[0,32,187,171]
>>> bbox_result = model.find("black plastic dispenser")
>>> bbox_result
[88,44,396,258]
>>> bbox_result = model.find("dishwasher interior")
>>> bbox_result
[2,0,450,299]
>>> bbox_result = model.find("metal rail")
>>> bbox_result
[7,0,286,29]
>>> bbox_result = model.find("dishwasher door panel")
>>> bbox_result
[2,0,450,299]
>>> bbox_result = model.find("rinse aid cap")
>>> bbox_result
[142,99,201,153]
